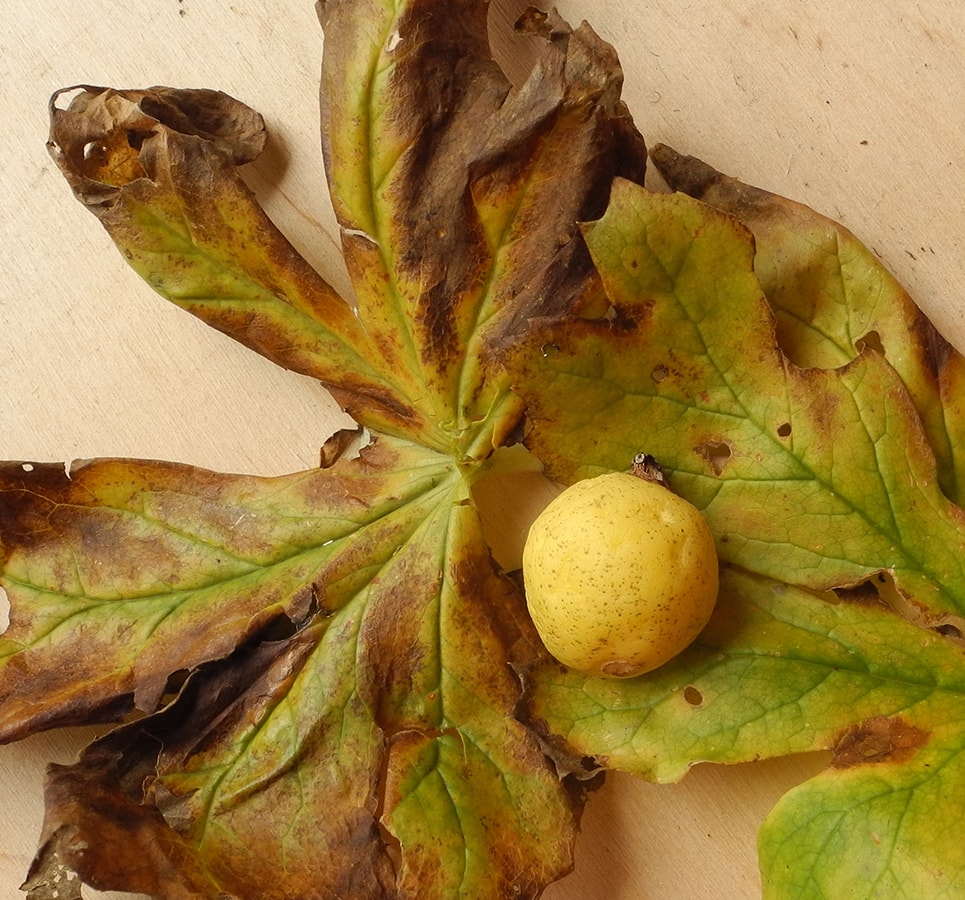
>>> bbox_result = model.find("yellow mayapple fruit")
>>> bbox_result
[522,461,719,678]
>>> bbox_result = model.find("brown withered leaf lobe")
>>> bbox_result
[481,10,649,346]
[28,625,397,899]
[48,85,420,440]
[9,3,663,897]
[48,84,265,198]
[0,439,423,744]
[319,0,647,430]
[0,458,312,739]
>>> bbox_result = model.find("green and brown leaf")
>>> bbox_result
[5,1,965,898]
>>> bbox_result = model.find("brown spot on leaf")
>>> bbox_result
[913,307,956,379]
[831,715,929,769]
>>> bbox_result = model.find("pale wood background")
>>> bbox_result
[1,1,963,897]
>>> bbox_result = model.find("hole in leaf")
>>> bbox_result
[695,439,732,476]
[833,571,954,637]
[0,586,9,636]
[51,85,89,112]
[651,365,668,383]
[856,330,885,355]
[576,299,641,332]
[935,621,965,643]
[601,305,640,332]
[573,285,612,321]
[580,303,617,322]
[777,422,791,438]
[832,581,880,605]
[154,667,192,708]
[127,128,151,151]
[683,685,703,706]
[21,462,34,472]
[319,426,369,468]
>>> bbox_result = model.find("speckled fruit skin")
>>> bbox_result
[522,472,719,678]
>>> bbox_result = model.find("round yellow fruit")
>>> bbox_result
[522,471,719,678]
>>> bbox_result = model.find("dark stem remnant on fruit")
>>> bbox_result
[630,453,667,486]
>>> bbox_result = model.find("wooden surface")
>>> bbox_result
[1,1,963,897]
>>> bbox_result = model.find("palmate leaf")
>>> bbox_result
[6,1,965,898]
[512,168,965,894]
[5,3,641,899]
